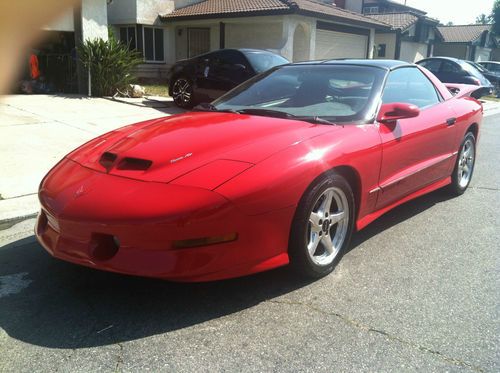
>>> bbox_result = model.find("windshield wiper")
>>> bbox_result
[193,103,238,114]
[235,108,296,119]
[194,105,340,126]
[296,116,340,126]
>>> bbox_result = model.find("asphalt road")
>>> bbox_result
[0,114,499,373]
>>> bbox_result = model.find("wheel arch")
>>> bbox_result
[466,122,479,139]
[332,165,362,220]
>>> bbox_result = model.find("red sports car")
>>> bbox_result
[36,60,482,282]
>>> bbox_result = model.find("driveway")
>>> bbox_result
[0,94,183,222]
[0,110,498,371]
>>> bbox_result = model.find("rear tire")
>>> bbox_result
[448,132,476,196]
[172,77,194,108]
[289,172,355,278]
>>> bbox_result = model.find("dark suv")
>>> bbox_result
[167,49,289,108]
[416,57,493,95]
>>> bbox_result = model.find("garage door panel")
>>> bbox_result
[315,29,367,59]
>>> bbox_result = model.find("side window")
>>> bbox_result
[441,61,462,74]
[382,67,441,109]
[419,59,441,74]
[213,51,248,68]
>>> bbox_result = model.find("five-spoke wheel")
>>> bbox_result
[289,172,354,278]
[307,187,349,266]
[449,131,476,195]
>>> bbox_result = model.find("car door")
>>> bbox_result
[376,67,457,209]
[205,50,253,100]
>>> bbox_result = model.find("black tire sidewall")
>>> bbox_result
[289,171,355,278]
[450,132,476,195]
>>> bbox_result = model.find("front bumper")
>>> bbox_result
[36,159,292,281]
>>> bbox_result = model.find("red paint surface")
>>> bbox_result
[36,79,483,281]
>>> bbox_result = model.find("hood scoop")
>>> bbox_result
[99,152,152,172]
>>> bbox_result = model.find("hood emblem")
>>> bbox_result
[74,185,86,199]
[170,153,193,164]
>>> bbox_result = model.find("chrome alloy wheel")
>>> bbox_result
[457,137,475,188]
[172,78,192,106]
[307,187,349,266]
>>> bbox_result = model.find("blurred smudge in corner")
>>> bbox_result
[0,0,79,95]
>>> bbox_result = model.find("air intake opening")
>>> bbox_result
[90,233,120,261]
[116,157,152,171]
[99,152,117,172]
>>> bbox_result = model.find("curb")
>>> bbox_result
[0,194,39,228]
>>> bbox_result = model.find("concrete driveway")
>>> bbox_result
[0,94,183,222]
[0,103,498,371]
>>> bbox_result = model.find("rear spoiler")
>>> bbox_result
[445,83,492,99]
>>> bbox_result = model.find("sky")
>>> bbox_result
[392,0,494,25]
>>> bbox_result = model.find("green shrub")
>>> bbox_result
[78,36,142,97]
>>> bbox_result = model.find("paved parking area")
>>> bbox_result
[0,94,183,222]
[0,109,498,371]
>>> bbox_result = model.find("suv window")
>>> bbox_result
[441,60,462,74]
[210,50,248,67]
[382,67,440,109]
[419,59,441,74]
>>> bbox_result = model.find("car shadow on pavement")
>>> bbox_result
[0,188,455,350]
[349,188,455,252]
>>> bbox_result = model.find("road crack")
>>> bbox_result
[115,343,124,373]
[469,186,500,191]
[265,299,485,373]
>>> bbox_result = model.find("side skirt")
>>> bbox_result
[356,177,451,231]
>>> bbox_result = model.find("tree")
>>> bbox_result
[475,13,492,24]
[493,0,500,34]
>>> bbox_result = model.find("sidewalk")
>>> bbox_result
[0,94,184,225]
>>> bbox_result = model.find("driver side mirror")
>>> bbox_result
[377,103,420,124]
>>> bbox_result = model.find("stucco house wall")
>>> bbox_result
[374,32,396,59]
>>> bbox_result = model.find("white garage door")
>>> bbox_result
[400,42,428,63]
[315,29,368,60]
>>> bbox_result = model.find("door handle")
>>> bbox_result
[446,117,457,126]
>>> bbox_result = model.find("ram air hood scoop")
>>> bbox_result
[68,112,336,183]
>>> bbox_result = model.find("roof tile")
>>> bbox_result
[160,0,388,28]
[437,24,491,43]
[367,12,418,30]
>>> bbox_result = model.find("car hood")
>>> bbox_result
[67,112,336,184]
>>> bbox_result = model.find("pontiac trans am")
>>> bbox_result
[36,60,482,281]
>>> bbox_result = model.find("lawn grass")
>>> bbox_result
[482,95,500,102]
[142,84,169,97]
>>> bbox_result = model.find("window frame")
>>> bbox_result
[377,44,386,58]
[142,26,165,63]
[119,25,137,51]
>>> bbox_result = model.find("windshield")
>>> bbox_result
[243,51,289,73]
[212,65,386,123]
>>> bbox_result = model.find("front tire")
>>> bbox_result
[289,172,355,278]
[171,77,194,108]
[448,132,476,196]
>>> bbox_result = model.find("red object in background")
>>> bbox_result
[35,62,483,282]
[30,54,40,79]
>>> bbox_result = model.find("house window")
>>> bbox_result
[119,26,137,50]
[377,44,386,58]
[365,6,379,13]
[143,27,165,62]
